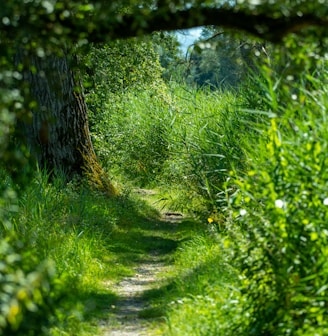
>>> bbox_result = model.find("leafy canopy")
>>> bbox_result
[1,0,328,48]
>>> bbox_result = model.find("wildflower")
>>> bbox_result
[275,199,285,209]
[323,198,328,206]
[310,232,318,241]
[239,209,247,216]
[8,303,20,324]
[207,217,214,224]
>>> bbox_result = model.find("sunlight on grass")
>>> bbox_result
[3,40,328,335]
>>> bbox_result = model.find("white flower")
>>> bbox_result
[239,209,247,216]
[323,198,328,206]
[275,199,285,208]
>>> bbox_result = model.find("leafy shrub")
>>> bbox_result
[84,37,178,186]
[84,37,167,131]
[0,236,76,336]
[89,88,175,186]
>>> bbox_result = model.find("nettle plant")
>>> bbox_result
[229,69,328,335]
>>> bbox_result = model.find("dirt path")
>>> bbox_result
[98,190,184,335]
[100,255,169,336]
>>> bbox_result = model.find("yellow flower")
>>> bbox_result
[207,217,214,224]
[17,289,28,301]
[8,303,20,325]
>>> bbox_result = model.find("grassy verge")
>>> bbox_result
[2,171,214,335]
[138,227,239,335]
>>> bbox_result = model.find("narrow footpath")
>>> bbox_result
[98,192,188,336]
[100,256,169,335]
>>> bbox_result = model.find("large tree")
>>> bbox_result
[18,51,92,175]
[1,0,327,187]
[14,48,117,193]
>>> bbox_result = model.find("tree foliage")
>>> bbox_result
[185,29,246,88]
[2,0,327,46]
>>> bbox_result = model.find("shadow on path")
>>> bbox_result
[99,213,201,335]
[79,190,203,335]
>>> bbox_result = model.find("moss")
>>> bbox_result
[82,151,118,196]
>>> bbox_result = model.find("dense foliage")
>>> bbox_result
[86,34,328,335]
[226,58,328,336]
[185,29,247,88]
[1,0,328,335]
[162,40,328,335]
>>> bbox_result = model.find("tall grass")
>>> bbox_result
[91,82,257,217]
[0,170,123,335]
[161,55,328,336]
[123,47,328,336]
[225,67,328,335]
[159,84,254,212]
[1,167,204,335]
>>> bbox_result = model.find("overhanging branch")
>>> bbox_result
[74,7,328,43]
[2,6,328,44]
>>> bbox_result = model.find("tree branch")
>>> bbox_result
[77,7,328,43]
[3,6,328,44]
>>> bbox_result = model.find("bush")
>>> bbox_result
[0,236,76,336]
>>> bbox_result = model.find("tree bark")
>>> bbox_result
[18,50,116,194]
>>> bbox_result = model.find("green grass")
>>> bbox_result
[90,82,253,218]
[3,43,328,335]
[2,169,212,335]
[137,232,240,336]
[84,56,328,335]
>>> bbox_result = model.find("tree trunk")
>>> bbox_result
[18,50,117,194]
